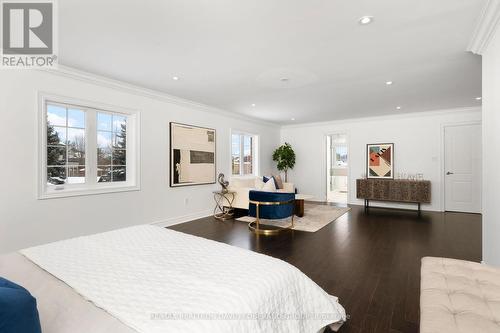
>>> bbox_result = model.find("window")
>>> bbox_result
[46,104,86,185]
[39,94,140,199]
[231,132,258,176]
[97,112,127,183]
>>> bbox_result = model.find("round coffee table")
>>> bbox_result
[294,194,314,217]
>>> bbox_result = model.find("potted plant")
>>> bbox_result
[272,143,296,182]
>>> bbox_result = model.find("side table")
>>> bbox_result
[294,194,314,217]
[213,191,235,221]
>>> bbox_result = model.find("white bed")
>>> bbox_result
[1,225,346,333]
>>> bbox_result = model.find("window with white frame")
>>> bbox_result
[40,95,140,198]
[231,132,258,176]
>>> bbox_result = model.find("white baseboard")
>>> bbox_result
[150,209,213,228]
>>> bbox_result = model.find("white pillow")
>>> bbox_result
[262,178,276,192]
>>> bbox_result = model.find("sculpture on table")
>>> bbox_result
[218,173,229,193]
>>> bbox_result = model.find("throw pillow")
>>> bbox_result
[263,175,280,189]
[262,178,276,192]
[0,277,42,333]
[273,174,284,189]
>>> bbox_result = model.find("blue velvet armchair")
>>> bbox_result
[248,190,295,235]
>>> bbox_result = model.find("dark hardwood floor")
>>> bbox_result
[169,204,482,333]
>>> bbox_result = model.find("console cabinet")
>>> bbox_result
[356,179,431,212]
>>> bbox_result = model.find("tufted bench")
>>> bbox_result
[420,257,500,333]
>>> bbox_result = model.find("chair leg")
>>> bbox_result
[256,203,260,232]
[248,200,294,235]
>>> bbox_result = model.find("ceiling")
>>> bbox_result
[59,0,485,124]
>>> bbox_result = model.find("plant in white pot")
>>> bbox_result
[272,143,296,182]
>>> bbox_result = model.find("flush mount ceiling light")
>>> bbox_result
[475,97,482,100]
[385,81,393,85]
[396,106,402,110]
[359,16,374,25]
[291,118,295,121]
[251,103,256,107]
[172,76,179,81]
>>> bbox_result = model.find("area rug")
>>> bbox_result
[236,204,350,232]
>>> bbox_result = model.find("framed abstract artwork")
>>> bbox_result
[366,143,394,179]
[170,122,216,187]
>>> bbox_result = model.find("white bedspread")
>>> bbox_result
[21,225,346,333]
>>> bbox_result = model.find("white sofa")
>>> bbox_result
[420,257,500,333]
[226,176,294,209]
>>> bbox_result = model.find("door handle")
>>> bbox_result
[446,172,454,175]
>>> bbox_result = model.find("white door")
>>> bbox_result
[444,124,482,213]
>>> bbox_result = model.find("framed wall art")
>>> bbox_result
[170,122,216,187]
[366,143,394,179]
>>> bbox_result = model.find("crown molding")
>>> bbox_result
[38,65,280,128]
[468,0,500,55]
[280,107,481,130]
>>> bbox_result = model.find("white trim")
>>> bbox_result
[37,92,141,199]
[281,107,481,130]
[40,65,279,129]
[468,0,500,55]
[150,209,213,228]
[440,120,482,212]
[38,185,141,200]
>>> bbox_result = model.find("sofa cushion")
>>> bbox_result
[230,177,256,188]
[420,257,500,333]
[0,277,42,333]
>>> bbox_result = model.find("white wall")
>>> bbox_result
[482,24,500,266]
[0,69,280,254]
[281,108,482,212]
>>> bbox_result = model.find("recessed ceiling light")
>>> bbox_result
[396,106,402,110]
[359,16,374,25]
[386,81,393,85]
[172,76,179,81]
[475,97,482,100]
[291,118,295,121]
[251,103,256,107]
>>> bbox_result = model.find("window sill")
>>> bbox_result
[38,184,140,200]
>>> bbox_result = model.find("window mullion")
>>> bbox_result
[87,109,98,186]
[240,134,244,176]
